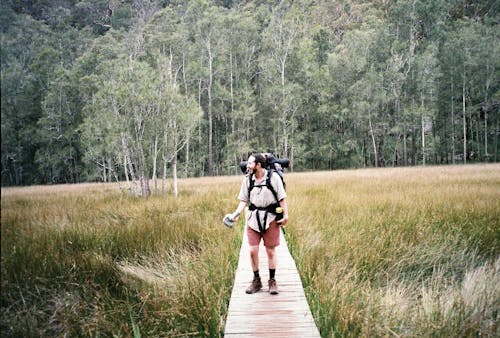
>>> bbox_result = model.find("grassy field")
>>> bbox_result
[1,164,499,337]
[1,177,243,337]
[287,164,499,337]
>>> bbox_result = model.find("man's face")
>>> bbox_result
[247,156,257,173]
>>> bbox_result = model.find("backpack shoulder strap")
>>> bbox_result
[247,173,254,198]
[266,169,279,203]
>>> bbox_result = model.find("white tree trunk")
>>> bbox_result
[152,133,158,193]
[421,114,426,166]
[451,80,456,164]
[102,156,107,182]
[403,124,408,166]
[462,68,467,164]
[120,133,134,196]
[206,38,214,176]
[162,129,168,194]
[421,95,426,166]
[172,154,178,197]
[184,129,191,177]
[484,61,490,158]
[369,116,378,167]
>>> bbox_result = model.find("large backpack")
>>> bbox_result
[247,169,283,202]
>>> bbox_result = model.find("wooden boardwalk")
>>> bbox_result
[224,226,321,337]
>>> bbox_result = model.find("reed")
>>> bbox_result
[1,164,498,337]
[286,164,499,337]
[1,176,242,337]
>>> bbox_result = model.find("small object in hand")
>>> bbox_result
[223,214,235,228]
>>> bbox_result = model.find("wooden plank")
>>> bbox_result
[224,226,320,337]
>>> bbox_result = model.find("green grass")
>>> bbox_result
[1,164,499,337]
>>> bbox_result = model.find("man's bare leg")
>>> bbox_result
[246,245,262,294]
[266,246,278,294]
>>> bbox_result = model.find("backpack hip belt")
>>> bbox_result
[248,203,280,233]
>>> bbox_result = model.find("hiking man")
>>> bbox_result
[229,153,289,295]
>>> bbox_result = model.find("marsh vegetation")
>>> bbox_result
[2,164,499,336]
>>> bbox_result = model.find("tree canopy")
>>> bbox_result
[1,0,498,189]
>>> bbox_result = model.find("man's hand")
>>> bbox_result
[278,198,288,227]
[277,214,288,226]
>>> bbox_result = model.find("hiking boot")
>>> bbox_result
[245,277,262,294]
[268,278,279,295]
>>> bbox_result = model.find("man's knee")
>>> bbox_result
[265,246,276,258]
[249,245,259,255]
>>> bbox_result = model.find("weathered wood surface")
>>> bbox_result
[224,226,320,337]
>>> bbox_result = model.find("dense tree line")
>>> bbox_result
[1,0,498,192]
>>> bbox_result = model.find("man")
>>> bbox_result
[229,153,289,295]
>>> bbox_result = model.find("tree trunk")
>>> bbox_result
[102,156,107,182]
[403,124,408,166]
[362,139,367,167]
[411,96,417,165]
[280,56,289,158]
[152,133,158,193]
[120,133,133,195]
[107,157,112,182]
[137,141,150,197]
[183,53,188,95]
[111,162,123,193]
[411,123,417,166]
[421,94,426,166]
[394,91,402,166]
[184,129,190,177]
[393,135,400,166]
[230,50,234,114]
[162,138,167,195]
[122,152,129,191]
[432,117,438,164]
[451,80,456,164]
[172,153,178,197]
[215,115,221,175]
[462,67,467,164]
[127,151,138,197]
[484,108,488,160]
[484,61,490,159]
[369,116,378,167]
[476,109,480,161]
[206,38,214,176]
[495,114,499,162]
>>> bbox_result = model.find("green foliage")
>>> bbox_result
[1,0,499,186]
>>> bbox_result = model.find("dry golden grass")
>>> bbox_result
[1,164,499,337]
[1,175,242,337]
[285,164,499,337]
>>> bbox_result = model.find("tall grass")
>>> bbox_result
[286,164,499,337]
[1,164,499,337]
[1,177,242,337]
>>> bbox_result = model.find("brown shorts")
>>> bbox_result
[247,221,280,248]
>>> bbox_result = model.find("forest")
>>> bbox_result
[1,0,498,192]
